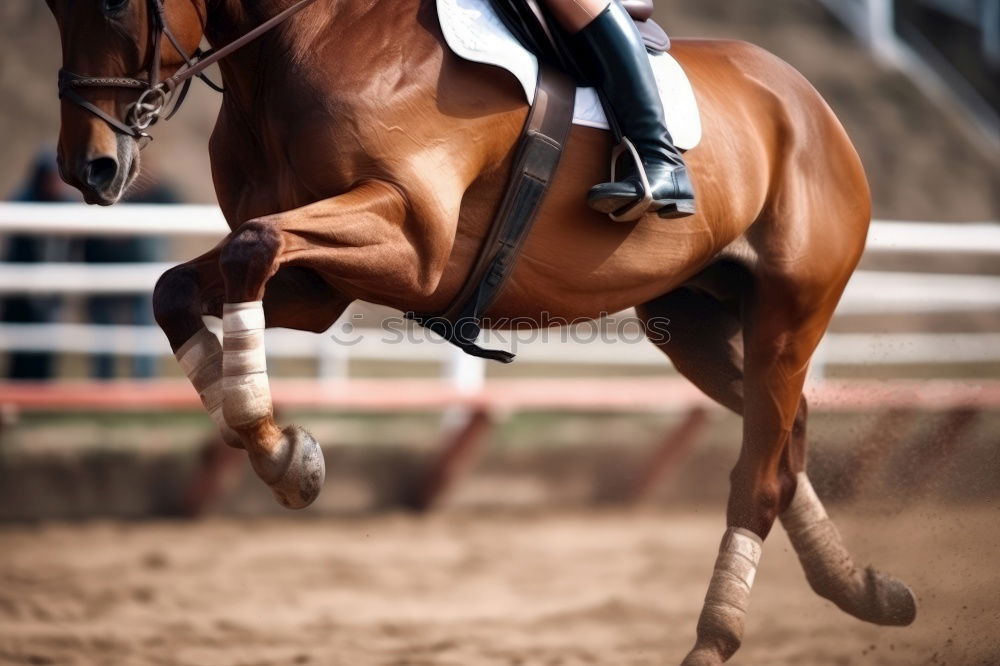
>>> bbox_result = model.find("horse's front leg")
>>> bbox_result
[216,181,415,509]
[154,254,240,448]
[155,247,352,508]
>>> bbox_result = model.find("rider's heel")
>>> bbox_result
[657,200,697,219]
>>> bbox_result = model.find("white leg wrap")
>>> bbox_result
[222,301,272,429]
[780,473,831,539]
[176,327,240,446]
[780,472,916,625]
[781,472,856,600]
[683,527,762,664]
[704,527,762,635]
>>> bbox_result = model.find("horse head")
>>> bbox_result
[45,0,208,205]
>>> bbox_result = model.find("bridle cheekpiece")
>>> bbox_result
[57,0,319,144]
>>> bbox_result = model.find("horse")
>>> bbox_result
[44,0,916,662]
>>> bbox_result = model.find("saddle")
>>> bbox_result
[408,1,673,362]
[493,0,670,68]
[623,0,671,50]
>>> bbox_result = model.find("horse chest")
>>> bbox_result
[210,117,358,224]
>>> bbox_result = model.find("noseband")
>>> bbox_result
[57,0,319,142]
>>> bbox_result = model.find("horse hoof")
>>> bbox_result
[863,567,917,626]
[680,647,723,666]
[250,425,325,510]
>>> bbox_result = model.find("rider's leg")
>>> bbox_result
[544,0,695,220]
[544,0,607,32]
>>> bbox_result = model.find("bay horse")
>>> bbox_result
[44,0,916,661]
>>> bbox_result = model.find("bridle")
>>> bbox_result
[57,0,319,144]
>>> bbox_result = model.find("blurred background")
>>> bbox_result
[0,1,997,665]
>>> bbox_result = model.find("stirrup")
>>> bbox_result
[608,137,653,223]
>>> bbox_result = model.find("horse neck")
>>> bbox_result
[200,0,449,214]
[202,0,413,115]
[203,0,316,72]
[202,0,399,62]
[203,0,311,42]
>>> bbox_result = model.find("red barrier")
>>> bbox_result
[2,378,997,513]
[2,378,998,412]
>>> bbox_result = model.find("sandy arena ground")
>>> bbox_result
[1,506,998,666]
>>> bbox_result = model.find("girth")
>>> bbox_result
[407,0,579,363]
[406,0,670,363]
[407,65,575,363]
[409,0,672,362]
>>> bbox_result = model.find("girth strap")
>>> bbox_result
[407,65,576,363]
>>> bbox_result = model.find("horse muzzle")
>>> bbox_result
[63,134,139,206]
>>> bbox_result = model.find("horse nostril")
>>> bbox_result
[85,157,119,192]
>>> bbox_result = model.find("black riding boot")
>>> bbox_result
[572,1,695,220]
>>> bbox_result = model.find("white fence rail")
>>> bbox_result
[0,203,227,237]
[4,203,1000,251]
[0,203,998,379]
[2,263,999,312]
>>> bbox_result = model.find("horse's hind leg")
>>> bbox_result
[780,434,918,627]
[639,283,808,523]
[640,276,914,665]
[641,285,769,664]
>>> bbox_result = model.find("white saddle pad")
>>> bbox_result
[437,0,702,150]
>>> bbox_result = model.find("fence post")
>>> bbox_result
[446,345,486,394]
[867,0,899,64]
[318,307,354,383]
[408,344,491,511]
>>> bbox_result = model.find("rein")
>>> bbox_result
[57,0,319,142]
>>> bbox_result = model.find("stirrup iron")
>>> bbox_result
[608,137,653,223]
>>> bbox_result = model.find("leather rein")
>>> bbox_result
[57,0,319,142]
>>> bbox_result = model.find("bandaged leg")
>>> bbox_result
[221,301,325,509]
[682,528,762,666]
[222,301,273,429]
[175,327,241,448]
[780,472,916,626]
